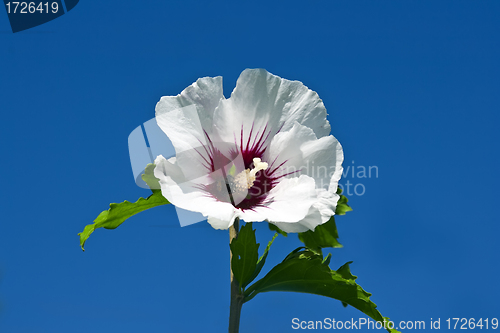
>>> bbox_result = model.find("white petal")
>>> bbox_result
[292,206,324,231]
[208,215,237,230]
[154,155,237,229]
[313,189,341,223]
[213,69,331,150]
[153,155,186,184]
[156,76,223,135]
[272,191,341,233]
[155,77,225,179]
[269,204,333,233]
[152,70,343,233]
[239,175,317,223]
[265,121,343,192]
[271,221,310,233]
[259,122,344,231]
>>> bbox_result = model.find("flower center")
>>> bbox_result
[233,157,269,190]
[204,148,275,210]
[212,157,269,199]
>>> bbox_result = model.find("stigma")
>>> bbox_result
[234,157,268,190]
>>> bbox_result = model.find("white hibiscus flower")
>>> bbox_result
[153,69,343,233]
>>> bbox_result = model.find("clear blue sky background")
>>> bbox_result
[1,1,499,332]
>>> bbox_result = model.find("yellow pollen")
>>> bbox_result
[234,158,268,190]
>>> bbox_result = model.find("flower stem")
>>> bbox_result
[229,218,243,333]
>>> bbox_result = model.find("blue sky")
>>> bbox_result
[1,1,499,332]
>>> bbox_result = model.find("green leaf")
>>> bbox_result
[244,232,278,289]
[268,223,287,237]
[298,216,342,255]
[322,253,332,266]
[244,249,400,333]
[336,194,353,215]
[78,164,169,251]
[141,163,162,192]
[78,192,169,250]
[230,223,260,291]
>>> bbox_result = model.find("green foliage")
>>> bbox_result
[335,187,353,215]
[336,195,353,215]
[231,223,281,291]
[245,232,278,289]
[80,166,398,330]
[78,164,169,250]
[244,248,400,333]
[141,163,162,192]
[230,223,260,290]
[78,193,169,251]
[298,216,342,255]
